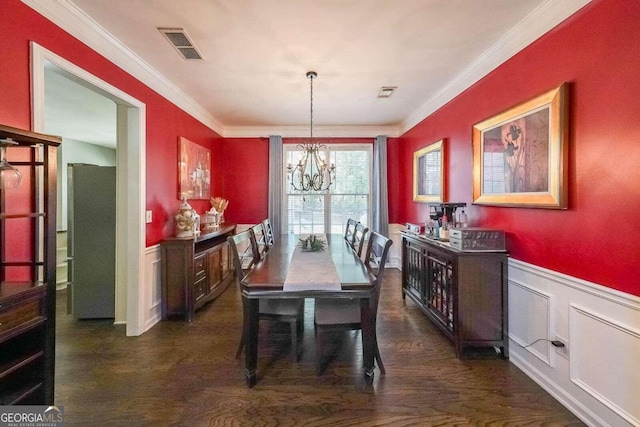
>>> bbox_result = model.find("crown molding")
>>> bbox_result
[222,125,402,139]
[400,0,591,135]
[22,0,225,136]
[24,0,590,139]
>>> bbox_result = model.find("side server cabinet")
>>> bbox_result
[401,231,509,359]
[161,224,236,322]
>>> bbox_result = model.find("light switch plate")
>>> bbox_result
[145,210,152,224]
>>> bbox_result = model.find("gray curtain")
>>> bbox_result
[268,135,283,242]
[372,135,389,237]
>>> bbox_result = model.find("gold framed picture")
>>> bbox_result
[178,137,211,200]
[472,83,569,209]
[413,139,444,203]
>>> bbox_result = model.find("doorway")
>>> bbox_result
[31,42,146,336]
[43,64,118,319]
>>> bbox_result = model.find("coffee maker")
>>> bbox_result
[426,202,466,238]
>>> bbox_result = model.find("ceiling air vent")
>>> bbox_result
[158,27,204,60]
[378,86,397,98]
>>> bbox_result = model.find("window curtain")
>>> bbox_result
[268,135,283,242]
[372,135,389,237]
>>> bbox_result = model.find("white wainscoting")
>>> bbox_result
[143,244,163,333]
[387,223,404,269]
[509,259,640,427]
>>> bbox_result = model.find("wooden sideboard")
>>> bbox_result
[401,231,509,358]
[161,224,236,322]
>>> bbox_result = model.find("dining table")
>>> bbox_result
[240,233,376,387]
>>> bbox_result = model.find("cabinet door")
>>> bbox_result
[220,243,231,280]
[425,249,455,333]
[207,248,223,291]
[402,238,425,303]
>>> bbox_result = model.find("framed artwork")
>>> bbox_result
[472,83,569,209]
[178,136,211,200]
[413,139,444,203]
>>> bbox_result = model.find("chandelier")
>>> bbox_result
[287,71,336,192]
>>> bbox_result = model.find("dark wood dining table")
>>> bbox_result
[240,233,376,387]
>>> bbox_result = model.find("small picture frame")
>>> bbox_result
[472,83,569,208]
[178,137,211,200]
[413,139,444,203]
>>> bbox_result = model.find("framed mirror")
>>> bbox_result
[413,139,444,203]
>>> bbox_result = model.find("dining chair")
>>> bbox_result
[250,222,269,258]
[262,218,275,247]
[229,230,304,361]
[344,218,358,249]
[352,222,369,258]
[314,231,393,375]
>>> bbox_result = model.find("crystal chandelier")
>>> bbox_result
[287,71,335,192]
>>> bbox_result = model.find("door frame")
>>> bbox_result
[31,42,147,336]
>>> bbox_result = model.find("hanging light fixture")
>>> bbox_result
[0,138,22,189]
[287,71,336,192]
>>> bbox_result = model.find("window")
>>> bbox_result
[283,144,372,235]
[483,152,507,193]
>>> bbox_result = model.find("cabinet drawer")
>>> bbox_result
[194,254,207,280]
[193,277,207,301]
[0,299,44,336]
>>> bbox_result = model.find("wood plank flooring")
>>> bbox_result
[55,269,585,426]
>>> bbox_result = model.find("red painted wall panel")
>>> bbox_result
[388,0,640,296]
[220,138,269,224]
[0,0,223,247]
[219,138,374,226]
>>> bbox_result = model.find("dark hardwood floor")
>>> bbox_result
[55,269,585,426]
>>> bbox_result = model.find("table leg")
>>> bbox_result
[360,297,374,384]
[243,296,259,387]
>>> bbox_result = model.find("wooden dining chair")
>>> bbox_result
[352,222,369,258]
[314,231,393,375]
[229,230,304,362]
[344,218,358,249]
[250,222,269,258]
[262,218,275,247]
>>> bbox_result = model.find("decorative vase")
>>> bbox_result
[175,198,196,238]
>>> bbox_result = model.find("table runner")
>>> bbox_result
[283,235,341,291]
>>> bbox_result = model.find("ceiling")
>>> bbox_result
[29,0,590,146]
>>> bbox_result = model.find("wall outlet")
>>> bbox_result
[145,210,153,224]
[555,335,569,360]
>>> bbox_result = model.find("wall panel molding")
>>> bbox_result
[509,280,552,366]
[143,244,162,332]
[509,259,640,427]
[570,305,640,426]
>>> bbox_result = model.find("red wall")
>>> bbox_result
[219,138,269,223]
[388,0,640,296]
[220,137,375,223]
[0,0,223,246]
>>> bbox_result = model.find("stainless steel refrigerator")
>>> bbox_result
[67,163,116,319]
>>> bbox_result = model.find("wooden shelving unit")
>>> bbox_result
[0,124,60,405]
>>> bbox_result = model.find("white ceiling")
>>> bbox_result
[29,0,590,146]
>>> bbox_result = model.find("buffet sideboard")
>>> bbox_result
[161,224,236,322]
[401,231,509,358]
